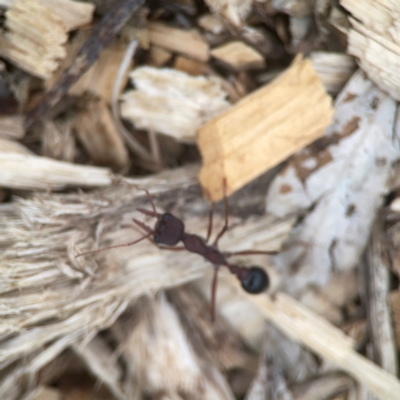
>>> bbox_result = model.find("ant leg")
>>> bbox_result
[210,266,219,322]
[213,179,229,246]
[137,208,162,218]
[224,249,278,258]
[205,203,214,243]
[203,187,214,244]
[118,177,159,216]
[157,246,186,251]
[140,187,158,215]
[76,232,153,258]
[133,218,153,234]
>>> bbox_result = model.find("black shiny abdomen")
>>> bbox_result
[241,266,269,294]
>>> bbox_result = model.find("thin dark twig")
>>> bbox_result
[25,0,145,129]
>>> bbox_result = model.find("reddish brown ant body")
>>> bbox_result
[77,184,275,320]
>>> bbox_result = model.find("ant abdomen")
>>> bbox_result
[154,213,185,245]
[241,266,269,294]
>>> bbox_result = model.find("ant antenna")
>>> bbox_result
[113,176,159,215]
[76,232,153,258]
[138,187,158,215]
[76,181,161,259]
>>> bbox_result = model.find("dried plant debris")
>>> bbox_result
[0,136,32,154]
[25,0,145,129]
[0,114,24,139]
[390,290,400,351]
[289,372,354,400]
[167,285,253,371]
[244,345,271,400]
[267,70,400,296]
[41,119,75,162]
[196,268,400,399]
[148,45,173,67]
[0,166,290,399]
[1,0,400,398]
[245,292,400,400]
[0,0,14,7]
[72,336,125,400]
[310,52,357,95]
[204,0,252,29]
[364,220,397,375]
[198,13,226,35]
[245,348,296,400]
[47,34,134,104]
[0,0,95,79]
[198,55,333,201]
[32,387,63,400]
[0,151,112,189]
[120,66,230,143]
[341,0,400,101]
[120,294,235,399]
[383,209,400,353]
[273,0,315,17]
[74,98,129,171]
[195,274,319,380]
[148,22,210,62]
[211,41,265,71]
[174,56,209,76]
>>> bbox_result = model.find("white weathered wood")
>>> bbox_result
[267,70,400,295]
[341,0,400,101]
[310,52,356,94]
[0,165,290,399]
[247,292,400,400]
[72,337,125,400]
[0,152,112,189]
[0,0,94,78]
[121,294,235,399]
[365,222,398,375]
[0,138,32,154]
[120,67,230,143]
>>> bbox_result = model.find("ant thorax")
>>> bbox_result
[183,234,226,265]
[153,213,185,246]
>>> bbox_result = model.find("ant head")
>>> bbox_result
[154,213,185,246]
[241,266,269,294]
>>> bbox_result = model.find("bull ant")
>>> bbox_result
[77,183,275,320]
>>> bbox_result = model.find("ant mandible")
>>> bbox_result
[77,182,276,320]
